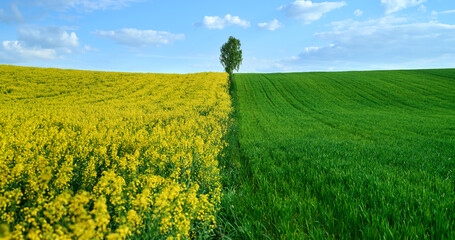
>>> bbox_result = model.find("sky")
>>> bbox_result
[1,0,455,73]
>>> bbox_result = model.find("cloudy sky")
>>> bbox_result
[0,0,455,73]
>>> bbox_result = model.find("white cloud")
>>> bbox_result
[418,5,427,13]
[241,57,293,73]
[199,14,250,30]
[354,9,363,17]
[304,46,321,53]
[304,45,334,53]
[18,27,79,49]
[279,0,346,24]
[33,0,139,11]
[425,9,455,19]
[440,9,455,14]
[0,26,82,62]
[0,0,139,25]
[288,16,455,70]
[83,45,99,52]
[258,19,282,31]
[381,0,426,14]
[1,40,57,61]
[93,28,185,47]
[0,4,25,24]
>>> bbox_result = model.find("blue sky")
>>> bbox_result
[1,0,455,73]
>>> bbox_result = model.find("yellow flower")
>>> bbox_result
[0,65,231,239]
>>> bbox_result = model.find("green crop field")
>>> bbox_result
[218,70,455,239]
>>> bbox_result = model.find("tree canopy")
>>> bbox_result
[220,36,243,81]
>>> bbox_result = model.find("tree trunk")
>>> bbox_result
[228,71,233,94]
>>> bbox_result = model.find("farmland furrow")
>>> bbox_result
[219,70,455,239]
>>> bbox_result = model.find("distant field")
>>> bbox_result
[0,66,231,239]
[218,70,455,239]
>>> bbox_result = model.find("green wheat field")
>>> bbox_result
[218,70,455,239]
[0,66,454,239]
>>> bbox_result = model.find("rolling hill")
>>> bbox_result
[218,70,455,239]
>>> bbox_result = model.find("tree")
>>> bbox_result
[220,36,243,85]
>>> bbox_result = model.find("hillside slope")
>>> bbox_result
[0,65,231,239]
[219,70,455,239]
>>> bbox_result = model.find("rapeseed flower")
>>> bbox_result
[0,66,231,239]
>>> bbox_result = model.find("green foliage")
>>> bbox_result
[220,36,243,81]
[218,70,455,239]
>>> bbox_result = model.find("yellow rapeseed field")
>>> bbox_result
[0,65,231,239]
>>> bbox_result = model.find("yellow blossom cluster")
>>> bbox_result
[0,65,231,239]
